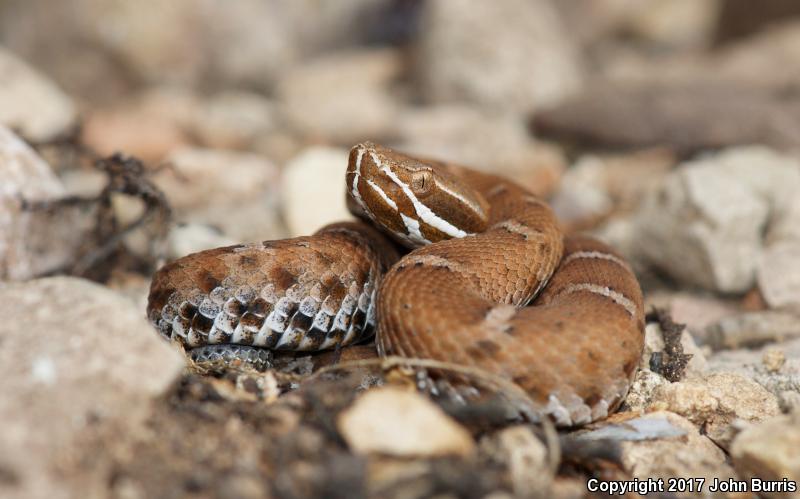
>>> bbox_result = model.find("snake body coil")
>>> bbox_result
[148,142,644,426]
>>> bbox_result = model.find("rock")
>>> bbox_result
[0,126,93,280]
[757,240,800,310]
[395,105,565,197]
[186,91,278,151]
[154,147,284,243]
[712,20,800,90]
[778,390,800,413]
[705,338,800,397]
[719,0,800,38]
[600,20,800,94]
[620,0,719,49]
[416,0,582,114]
[83,89,278,163]
[337,387,475,457]
[762,348,787,374]
[575,413,688,442]
[0,277,185,499]
[276,49,402,145]
[0,47,77,141]
[0,0,389,99]
[649,372,781,449]
[646,291,741,336]
[551,148,674,226]
[555,0,718,49]
[633,147,800,295]
[479,426,551,497]
[282,146,353,237]
[167,223,238,261]
[730,412,800,498]
[624,368,670,414]
[617,412,738,489]
[533,82,800,154]
[705,311,800,350]
[82,93,192,163]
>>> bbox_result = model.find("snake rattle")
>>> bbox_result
[147,142,644,426]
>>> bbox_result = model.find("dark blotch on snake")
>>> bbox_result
[191,313,213,334]
[271,266,296,289]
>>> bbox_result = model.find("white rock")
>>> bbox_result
[282,146,354,237]
[730,412,800,498]
[0,277,185,499]
[0,126,90,280]
[479,426,551,497]
[618,411,737,485]
[705,338,800,398]
[155,147,284,243]
[646,291,740,336]
[337,387,475,457]
[552,149,674,224]
[624,368,670,413]
[635,146,800,295]
[705,311,800,350]
[416,0,582,113]
[0,47,77,141]
[168,223,238,260]
[276,49,402,144]
[650,372,781,449]
[758,240,800,310]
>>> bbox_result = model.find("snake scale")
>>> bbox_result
[147,142,644,426]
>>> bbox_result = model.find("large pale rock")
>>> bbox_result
[83,89,278,163]
[649,372,781,450]
[706,311,800,350]
[757,241,800,310]
[618,412,738,491]
[338,387,475,457]
[479,426,551,497]
[555,0,719,49]
[416,0,582,113]
[706,338,800,397]
[276,49,402,144]
[0,47,77,141]
[0,0,385,97]
[534,83,800,154]
[634,147,800,296]
[282,146,353,237]
[646,291,740,334]
[0,277,185,499]
[551,148,674,225]
[155,147,284,244]
[730,412,800,499]
[0,126,91,280]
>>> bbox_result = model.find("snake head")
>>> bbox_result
[347,142,489,248]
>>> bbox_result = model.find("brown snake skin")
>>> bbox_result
[147,142,644,426]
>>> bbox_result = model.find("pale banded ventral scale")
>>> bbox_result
[147,142,645,427]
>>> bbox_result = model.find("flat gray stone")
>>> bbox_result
[0,277,184,499]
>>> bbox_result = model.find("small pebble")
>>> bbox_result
[762,348,786,373]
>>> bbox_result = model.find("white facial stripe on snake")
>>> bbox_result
[365,179,398,210]
[400,213,431,244]
[350,147,366,208]
[369,151,468,241]
[434,178,483,217]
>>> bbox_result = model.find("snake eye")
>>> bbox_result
[410,171,433,196]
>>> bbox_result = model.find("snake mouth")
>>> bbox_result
[188,345,273,373]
